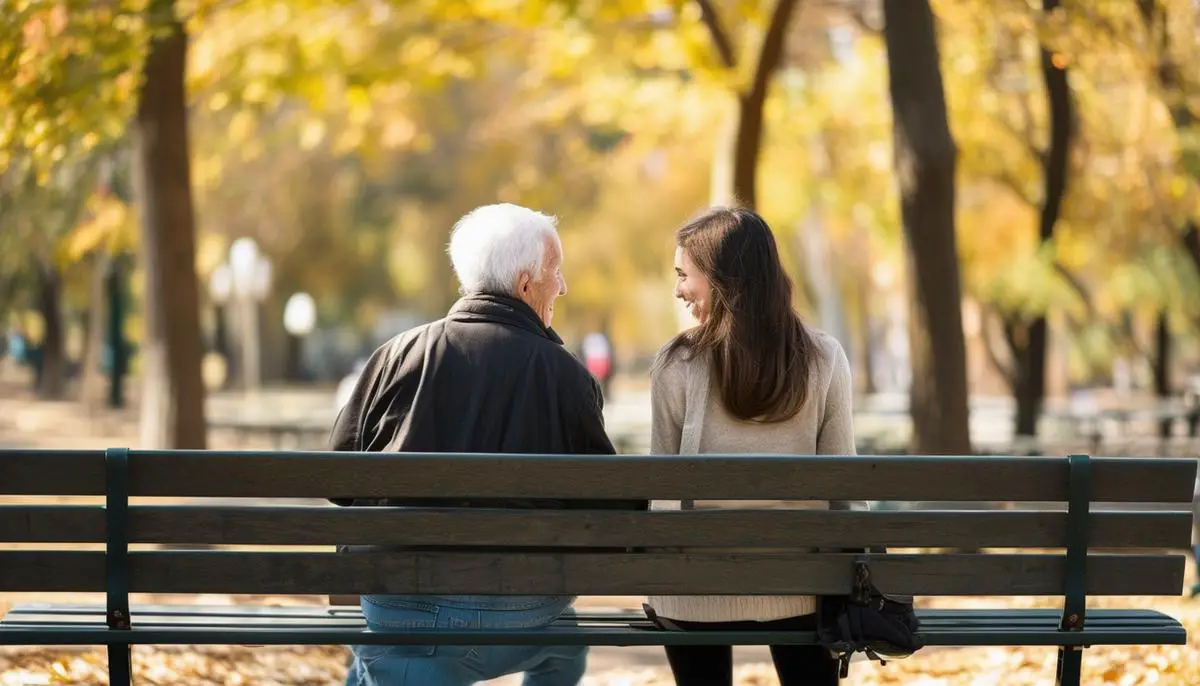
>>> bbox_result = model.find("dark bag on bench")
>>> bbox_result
[817,555,924,678]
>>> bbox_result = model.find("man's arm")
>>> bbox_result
[575,376,617,455]
[326,346,393,506]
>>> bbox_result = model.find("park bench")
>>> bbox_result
[0,448,1194,686]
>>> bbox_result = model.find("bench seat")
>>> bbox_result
[0,603,1187,648]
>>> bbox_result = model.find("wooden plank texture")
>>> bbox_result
[3,550,1178,596]
[124,551,1189,596]
[0,451,105,495]
[0,506,104,542]
[0,552,105,591]
[107,506,1192,550]
[4,450,1194,503]
[120,452,1199,502]
[1,505,1190,550]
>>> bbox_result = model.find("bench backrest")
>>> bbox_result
[2,450,1195,598]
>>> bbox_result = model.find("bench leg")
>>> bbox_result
[1055,645,1083,686]
[108,643,133,686]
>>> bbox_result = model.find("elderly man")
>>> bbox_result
[331,203,644,686]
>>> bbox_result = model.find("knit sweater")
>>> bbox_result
[644,328,858,623]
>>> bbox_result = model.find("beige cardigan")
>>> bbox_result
[644,328,858,623]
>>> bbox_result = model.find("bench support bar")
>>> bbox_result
[1056,646,1083,686]
[108,644,132,686]
[105,448,132,686]
[1054,453,1092,686]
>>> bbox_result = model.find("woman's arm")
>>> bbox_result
[650,352,686,456]
[819,341,868,512]
[817,342,856,456]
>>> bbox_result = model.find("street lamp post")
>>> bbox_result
[283,292,317,382]
[226,238,272,394]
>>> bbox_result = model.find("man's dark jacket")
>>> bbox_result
[328,292,645,512]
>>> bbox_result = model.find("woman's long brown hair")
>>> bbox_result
[661,206,817,423]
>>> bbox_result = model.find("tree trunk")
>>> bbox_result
[1136,0,1200,278]
[1153,309,1172,439]
[858,276,877,396]
[1153,310,1171,396]
[698,0,798,209]
[1006,317,1047,437]
[731,96,765,208]
[80,252,111,408]
[34,257,67,399]
[133,4,207,449]
[1009,0,1073,440]
[882,0,972,455]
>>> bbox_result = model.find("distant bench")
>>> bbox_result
[206,420,330,450]
[0,449,1194,686]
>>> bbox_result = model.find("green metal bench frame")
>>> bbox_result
[0,449,1192,686]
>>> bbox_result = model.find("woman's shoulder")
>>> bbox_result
[651,333,702,382]
[806,326,845,358]
[803,326,851,377]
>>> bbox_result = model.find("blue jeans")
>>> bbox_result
[345,594,586,686]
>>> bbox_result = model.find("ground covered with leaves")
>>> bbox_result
[2,596,1197,685]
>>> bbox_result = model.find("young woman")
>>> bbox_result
[646,206,855,686]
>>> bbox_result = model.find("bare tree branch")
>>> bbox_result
[1015,87,1048,168]
[1051,261,1094,315]
[747,0,802,102]
[695,0,738,68]
[983,308,1017,390]
[843,0,881,34]
[993,167,1038,208]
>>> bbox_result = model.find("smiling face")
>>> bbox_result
[673,246,712,324]
[516,235,567,327]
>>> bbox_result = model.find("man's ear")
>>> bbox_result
[515,271,531,296]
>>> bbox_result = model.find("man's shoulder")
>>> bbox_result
[545,339,596,386]
[372,318,446,363]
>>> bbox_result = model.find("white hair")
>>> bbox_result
[448,203,560,295]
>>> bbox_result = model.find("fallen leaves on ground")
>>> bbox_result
[0,645,349,686]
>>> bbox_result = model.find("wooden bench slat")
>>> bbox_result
[1,551,1182,596]
[0,552,105,591]
[4,506,1190,550]
[0,506,104,542]
[0,451,105,495]
[4,451,1194,504]
[115,452,1197,502]
[132,551,1182,596]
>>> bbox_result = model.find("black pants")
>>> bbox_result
[660,614,839,686]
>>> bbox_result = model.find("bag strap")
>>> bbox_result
[678,354,709,511]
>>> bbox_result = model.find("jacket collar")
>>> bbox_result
[448,292,563,344]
